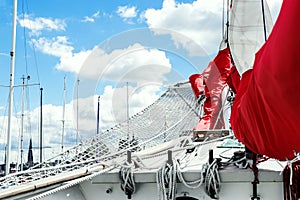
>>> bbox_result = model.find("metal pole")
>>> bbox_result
[5,0,18,175]
[76,79,79,145]
[126,82,129,138]
[20,76,25,171]
[40,88,43,163]
[96,96,100,135]
[61,76,66,153]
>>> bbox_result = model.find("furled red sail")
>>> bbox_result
[190,47,231,130]
[231,0,300,160]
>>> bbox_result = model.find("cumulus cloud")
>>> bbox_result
[117,6,137,18]
[79,43,172,83]
[0,81,163,163]
[18,14,66,36]
[142,0,283,55]
[143,0,223,55]
[31,36,73,57]
[31,36,91,73]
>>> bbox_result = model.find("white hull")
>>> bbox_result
[2,140,285,200]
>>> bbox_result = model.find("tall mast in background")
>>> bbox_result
[76,79,79,145]
[61,76,66,153]
[5,0,18,175]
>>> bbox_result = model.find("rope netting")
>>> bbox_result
[0,82,201,193]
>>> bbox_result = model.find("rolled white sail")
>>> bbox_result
[228,0,273,75]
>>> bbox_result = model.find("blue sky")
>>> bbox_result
[0,0,282,162]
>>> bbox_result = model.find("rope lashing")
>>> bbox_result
[203,158,221,199]
[156,161,177,200]
[283,152,300,200]
[120,151,136,199]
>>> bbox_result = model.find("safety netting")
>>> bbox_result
[0,81,201,193]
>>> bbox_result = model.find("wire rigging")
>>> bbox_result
[21,0,41,85]
[21,0,29,76]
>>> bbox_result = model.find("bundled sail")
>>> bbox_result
[228,0,273,75]
[189,46,231,130]
[230,0,300,160]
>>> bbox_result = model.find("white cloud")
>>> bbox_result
[31,38,172,78]
[31,36,91,73]
[82,16,94,23]
[56,50,92,73]
[98,84,162,128]
[144,0,223,55]
[79,43,171,84]
[143,0,283,55]
[117,6,137,18]
[0,82,163,163]
[92,11,100,18]
[82,11,100,23]
[31,36,73,57]
[18,14,66,36]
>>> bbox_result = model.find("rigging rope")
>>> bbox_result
[203,158,221,199]
[283,152,300,200]
[119,161,136,199]
[156,160,177,200]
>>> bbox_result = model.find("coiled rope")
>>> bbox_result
[119,161,136,199]
[203,158,221,199]
[156,160,177,200]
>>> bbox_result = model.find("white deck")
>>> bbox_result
[2,139,285,200]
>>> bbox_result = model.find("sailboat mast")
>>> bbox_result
[61,76,66,153]
[5,0,18,175]
[76,79,79,145]
[40,88,43,163]
[96,96,100,135]
[126,82,129,139]
[20,76,25,171]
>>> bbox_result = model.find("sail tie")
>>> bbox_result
[283,151,300,200]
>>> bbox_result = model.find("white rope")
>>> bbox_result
[282,151,300,186]
[119,161,136,198]
[175,160,204,189]
[156,160,177,200]
[203,159,221,199]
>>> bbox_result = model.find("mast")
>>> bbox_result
[96,96,100,159]
[39,88,43,163]
[126,82,130,139]
[5,0,18,175]
[76,79,79,145]
[19,76,27,171]
[96,96,100,135]
[61,76,66,153]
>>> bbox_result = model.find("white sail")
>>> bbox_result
[228,0,273,75]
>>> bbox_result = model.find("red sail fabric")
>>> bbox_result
[189,74,205,99]
[226,66,240,94]
[231,0,300,160]
[190,47,231,130]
